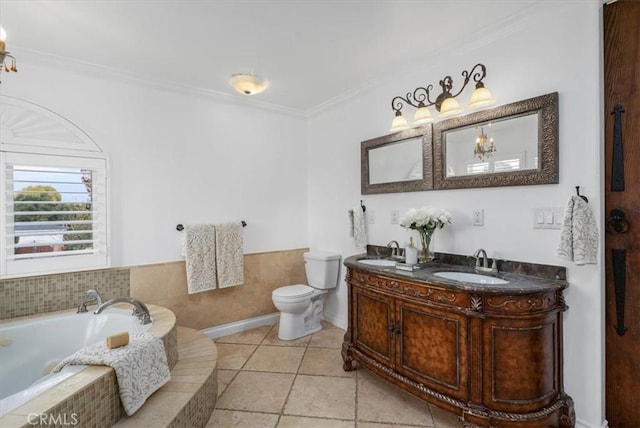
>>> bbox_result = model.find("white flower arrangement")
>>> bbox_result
[400,207,452,232]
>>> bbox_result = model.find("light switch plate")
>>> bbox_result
[533,208,562,229]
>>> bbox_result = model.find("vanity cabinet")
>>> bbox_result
[342,263,575,428]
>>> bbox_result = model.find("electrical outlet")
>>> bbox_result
[472,208,484,226]
[368,210,376,224]
[391,209,399,224]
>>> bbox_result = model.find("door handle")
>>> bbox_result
[606,209,630,234]
[612,249,628,336]
[611,104,625,191]
[388,322,401,335]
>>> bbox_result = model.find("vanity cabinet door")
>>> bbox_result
[395,298,469,401]
[353,284,395,368]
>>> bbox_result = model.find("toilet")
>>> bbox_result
[272,251,341,340]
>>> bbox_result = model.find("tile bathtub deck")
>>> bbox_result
[207,322,463,428]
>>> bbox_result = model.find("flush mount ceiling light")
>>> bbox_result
[228,73,269,96]
[389,63,495,132]
[0,26,18,83]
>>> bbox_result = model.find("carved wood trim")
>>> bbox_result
[484,293,557,314]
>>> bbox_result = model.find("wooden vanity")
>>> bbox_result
[342,255,575,427]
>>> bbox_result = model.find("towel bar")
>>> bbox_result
[176,221,246,231]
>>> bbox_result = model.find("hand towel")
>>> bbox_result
[348,207,367,248]
[557,195,599,265]
[215,222,244,288]
[182,224,217,294]
[53,333,170,416]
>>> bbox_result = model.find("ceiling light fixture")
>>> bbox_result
[0,26,18,83]
[390,63,495,132]
[228,73,269,96]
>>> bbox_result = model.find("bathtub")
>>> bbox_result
[0,308,156,418]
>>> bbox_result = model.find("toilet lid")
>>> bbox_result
[273,284,314,298]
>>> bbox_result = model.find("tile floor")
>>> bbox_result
[206,322,463,428]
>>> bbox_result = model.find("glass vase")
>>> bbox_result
[419,230,434,263]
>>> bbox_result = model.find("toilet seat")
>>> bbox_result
[272,284,314,300]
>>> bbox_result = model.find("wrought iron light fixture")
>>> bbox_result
[474,126,496,161]
[390,63,495,132]
[228,73,269,96]
[0,26,18,83]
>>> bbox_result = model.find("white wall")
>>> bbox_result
[1,57,309,266]
[307,2,603,428]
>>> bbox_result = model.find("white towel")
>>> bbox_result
[348,207,367,248]
[183,224,218,294]
[557,195,599,265]
[53,333,170,416]
[215,222,244,288]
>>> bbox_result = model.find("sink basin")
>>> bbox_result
[358,259,397,267]
[434,271,509,285]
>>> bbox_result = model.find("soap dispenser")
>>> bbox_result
[405,237,418,265]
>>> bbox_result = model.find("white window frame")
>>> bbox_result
[1,151,109,277]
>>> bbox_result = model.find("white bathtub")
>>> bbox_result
[0,308,151,416]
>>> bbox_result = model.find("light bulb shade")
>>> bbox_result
[229,74,269,95]
[468,86,496,109]
[390,113,409,132]
[413,106,434,124]
[439,97,462,118]
[0,26,6,51]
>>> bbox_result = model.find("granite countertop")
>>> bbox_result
[344,253,568,295]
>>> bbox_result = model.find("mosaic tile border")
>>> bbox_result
[0,268,130,319]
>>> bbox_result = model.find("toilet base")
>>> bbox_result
[277,295,325,341]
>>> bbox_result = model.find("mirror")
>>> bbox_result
[433,92,558,190]
[361,126,433,194]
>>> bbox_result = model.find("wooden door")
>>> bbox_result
[604,1,640,426]
[352,284,395,367]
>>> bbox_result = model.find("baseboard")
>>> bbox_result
[201,312,280,339]
[322,310,347,330]
[576,418,608,428]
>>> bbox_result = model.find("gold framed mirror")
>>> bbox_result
[433,92,558,190]
[361,125,433,194]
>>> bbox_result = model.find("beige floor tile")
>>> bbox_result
[284,375,355,420]
[320,320,342,330]
[429,404,463,427]
[206,409,279,428]
[262,325,312,347]
[216,343,257,369]
[217,369,237,398]
[277,415,355,428]
[308,327,345,348]
[299,347,354,378]
[216,326,272,345]
[357,370,432,426]
[216,371,295,413]
[243,345,305,373]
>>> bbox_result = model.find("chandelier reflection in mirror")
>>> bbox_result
[390,63,495,132]
[0,26,18,83]
[474,127,496,161]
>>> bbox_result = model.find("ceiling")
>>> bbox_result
[0,1,537,114]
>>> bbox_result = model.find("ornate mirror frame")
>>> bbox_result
[433,92,559,190]
[361,125,433,194]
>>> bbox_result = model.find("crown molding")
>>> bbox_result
[16,49,306,118]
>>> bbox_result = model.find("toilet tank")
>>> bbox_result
[304,251,341,290]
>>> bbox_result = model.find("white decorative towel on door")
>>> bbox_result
[183,224,218,293]
[215,222,244,288]
[557,195,599,265]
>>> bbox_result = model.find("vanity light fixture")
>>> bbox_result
[390,63,495,132]
[0,26,18,83]
[474,126,496,161]
[228,73,269,96]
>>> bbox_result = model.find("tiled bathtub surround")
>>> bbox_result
[0,269,130,319]
[130,248,308,330]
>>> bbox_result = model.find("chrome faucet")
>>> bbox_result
[77,289,103,313]
[473,248,497,273]
[386,240,401,257]
[94,297,152,324]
